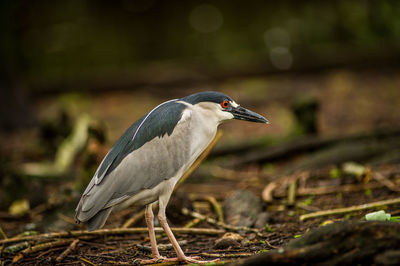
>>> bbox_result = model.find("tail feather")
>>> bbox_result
[86,207,113,231]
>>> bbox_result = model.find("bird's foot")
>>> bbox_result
[139,256,165,264]
[140,255,219,264]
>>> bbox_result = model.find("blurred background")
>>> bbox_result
[1,0,400,232]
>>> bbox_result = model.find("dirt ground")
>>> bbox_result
[1,70,400,265]
[1,163,399,265]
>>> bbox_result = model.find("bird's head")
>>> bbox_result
[181,91,269,124]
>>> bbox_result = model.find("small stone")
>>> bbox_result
[214,232,243,249]
[214,238,241,250]
[241,239,252,247]
[222,232,243,241]
[254,212,271,229]
[247,233,257,240]
[224,190,262,227]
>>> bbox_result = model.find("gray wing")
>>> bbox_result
[75,100,190,227]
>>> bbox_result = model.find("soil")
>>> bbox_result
[1,163,399,265]
[1,70,400,265]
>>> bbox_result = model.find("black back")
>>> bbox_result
[95,100,186,181]
[94,91,230,183]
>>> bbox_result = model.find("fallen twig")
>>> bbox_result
[80,257,97,266]
[262,171,309,202]
[182,208,276,248]
[272,182,384,198]
[58,213,80,227]
[206,196,224,223]
[0,227,225,245]
[13,239,74,263]
[184,218,202,228]
[0,227,7,239]
[261,182,278,202]
[201,252,254,258]
[22,115,91,177]
[106,261,132,265]
[234,128,400,166]
[122,209,146,228]
[56,239,80,263]
[295,182,383,197]
[136,240,187,252]
[300,197,400,221]
[372,172,400,192]
[287,180,297,206]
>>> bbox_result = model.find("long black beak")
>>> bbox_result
[230,106,270,124]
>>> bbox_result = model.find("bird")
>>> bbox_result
[75,91,269,263]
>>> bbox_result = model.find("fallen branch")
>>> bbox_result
[372,172,400,192]
[261,182,278,202]
[300,197,400,221]
[0,227,225,245]
[56,239,80,263]
[262,171,309,202]
[122,209,146,228]
[58,213,80,227]
[234,128,400,166]
[201,252,254,258]
[273,182,383,198]
[13,239,74,263]
[182,208,275,248]
[106,261,132,265]
[184,218,202,228]
[21,115,91,177]
[206,196,224,223]
[0,227,7,239]
[136,240,187,252]
[287,180,297,206]
[182,208,256,234]
[80,257,97,266]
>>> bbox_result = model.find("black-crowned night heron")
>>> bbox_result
[75,91,269,263]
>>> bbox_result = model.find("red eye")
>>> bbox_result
[221,100,229,108]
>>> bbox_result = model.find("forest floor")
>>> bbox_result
[1,162,400,265]
[1,70,400,265]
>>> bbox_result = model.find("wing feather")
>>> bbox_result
[75,100,190,224]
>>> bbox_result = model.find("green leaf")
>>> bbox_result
[300,196,314,206]
[257,249,269,253]
[264,224,274,232]
[365,210,391,221]
[389,216,400,222]
[329,168,340,179]
[3,241,29,254]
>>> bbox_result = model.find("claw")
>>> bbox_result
[140,256,166,264]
